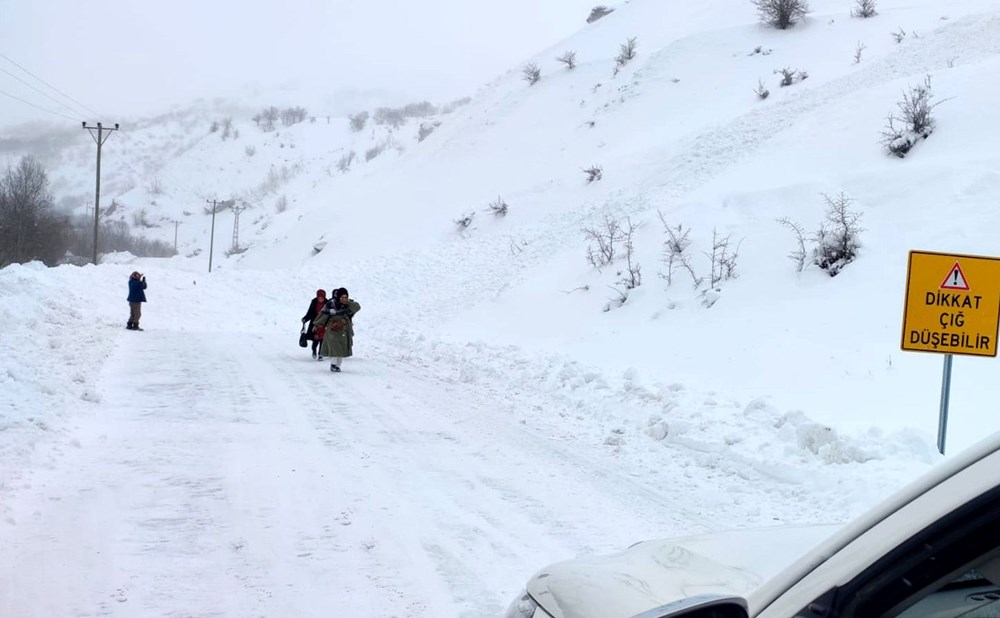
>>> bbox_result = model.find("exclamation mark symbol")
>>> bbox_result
[953,270,959,286]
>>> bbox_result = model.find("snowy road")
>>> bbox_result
[1,328,743,617]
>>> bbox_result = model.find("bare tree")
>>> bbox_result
[583,213,626,269]
[260,106,279,131]
[852,0,878,18]
[556,51,577,70]
[587,5,615,23]
[776,217,808,272]
[522,63,542,85]
[0,156,64,267]
[752,0,809,29]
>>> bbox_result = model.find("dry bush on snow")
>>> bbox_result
[754,79,770,99]
[587,5,615,23]
[752,0,809,29]
[852,0,878,18]
[583,165,603,183]
[813,192,864,276]
[556,51,577,70]
[275,194,288,213]
[337,151,356,172]
[657,214,697,287]
[583,214,627,269]
[880,75,939,158]
[522,63,541,85]
[854,41,867,63]
[349,111,369,132]
[487,196,508,217]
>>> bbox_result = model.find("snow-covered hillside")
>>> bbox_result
[4,0,1000,615]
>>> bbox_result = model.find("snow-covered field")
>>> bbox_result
[3,0,1000,615]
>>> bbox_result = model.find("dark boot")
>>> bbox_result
[126,322,135,330]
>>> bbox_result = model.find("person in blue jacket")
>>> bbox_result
[127,271,147,330]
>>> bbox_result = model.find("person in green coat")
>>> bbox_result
[312,287,360,372]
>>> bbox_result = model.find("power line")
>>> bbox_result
[0,50,101,118]
[0,65,82,118]
[0,86,79,121]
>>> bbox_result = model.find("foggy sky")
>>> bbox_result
[0,0,598,127]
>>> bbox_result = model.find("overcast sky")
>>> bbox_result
[0,0,598,127]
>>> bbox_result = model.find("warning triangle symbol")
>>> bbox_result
[940,262,971,290]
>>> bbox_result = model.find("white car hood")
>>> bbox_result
[526,524,839,618]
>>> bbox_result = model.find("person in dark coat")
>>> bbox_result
[301,289,327,358]
[126,271,147,330]
[312,287,360,372]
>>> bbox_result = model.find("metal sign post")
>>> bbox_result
[937,354,953,455]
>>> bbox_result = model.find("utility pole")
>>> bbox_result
[171,219,181,253]
[207,199,233,272]
[231,202,247,252]
[82,122,119,265]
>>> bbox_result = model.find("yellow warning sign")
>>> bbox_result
[902,250,1000,357]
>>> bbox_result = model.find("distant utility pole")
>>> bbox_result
[231,202,247,252]
[82,122,119,265]
[171,219,181,253]
[207,199,234,272]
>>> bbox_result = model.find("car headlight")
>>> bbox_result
[505,589,546,618]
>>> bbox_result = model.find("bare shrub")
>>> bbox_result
[705,229,741,286]
[454,212,475,233]
[365,141,387,161]
[349,111,369,132]
[754,78,770,99]
[656,214,695,287]
[583,165,603,183]
[583,214,626,269]
[337,151,356,172]
[776,217,808,272]
[417,121,440,142]
[221,117,233,140]
[556,51,577,70]
[891,27,906,43]
[617,217,642,290]
[210,120,219,133]
[880,75,939,157]
[374,107,406,128]
[487,196,508,217]
[130,209,153,228]
[854,41,867,63]
[522,63,541,85]
[244,145,256,157]
[615,37,638,68]
[275,194,288,213]
[147,178,165,195]
[813,192,863,276]
[852,0,877,18]
[752,0,810,29]
[587,5,615,23]
[775,67,807,86]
